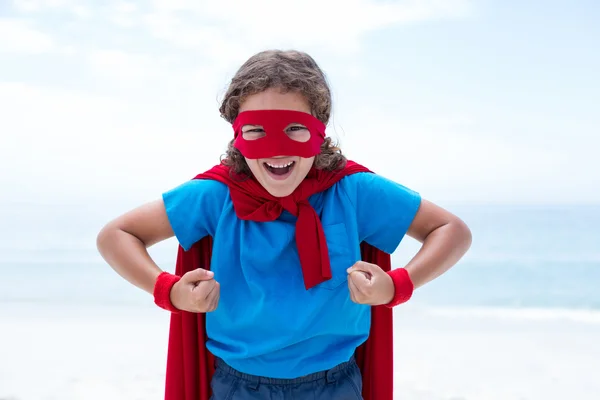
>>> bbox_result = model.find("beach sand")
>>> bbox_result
[1,303,599,400]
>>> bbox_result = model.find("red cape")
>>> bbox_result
[163,162,395,400]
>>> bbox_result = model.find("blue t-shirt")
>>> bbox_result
[162,171,421,378]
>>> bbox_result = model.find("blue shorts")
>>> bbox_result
[210,355,364,400]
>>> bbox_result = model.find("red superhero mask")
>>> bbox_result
[232,109,326,159]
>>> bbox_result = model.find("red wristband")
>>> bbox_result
[153,271,181,313]
[385,268,414,308]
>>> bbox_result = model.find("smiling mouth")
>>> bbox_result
[263,161,296,177]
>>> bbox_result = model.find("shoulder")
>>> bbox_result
[336,171,421,253]
[189,178,229,193]
[163,178,229,199]
[337,171,419,198]
[161,178,230,250]
[161,177,230,217]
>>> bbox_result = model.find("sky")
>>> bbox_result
[1,0,599,209]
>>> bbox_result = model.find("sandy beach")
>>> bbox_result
[2,302,599,400]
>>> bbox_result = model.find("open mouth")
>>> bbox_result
[263,161,296,180]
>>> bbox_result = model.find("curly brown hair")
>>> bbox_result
[219,49,346,176]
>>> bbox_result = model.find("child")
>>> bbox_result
[97,49,472,400]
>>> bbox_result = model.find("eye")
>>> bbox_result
[285,124,310,142]
[241,125,266,140]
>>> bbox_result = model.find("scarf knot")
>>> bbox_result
[195,162,371,289]
[279,197,314,217]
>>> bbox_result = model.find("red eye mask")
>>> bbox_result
[232,109,326,159]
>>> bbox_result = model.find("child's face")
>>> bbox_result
[239,88,316,197]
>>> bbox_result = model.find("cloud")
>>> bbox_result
[10,0,470,60]
[5,0,473,88]
[87,49,165,80]
[8,0,473,61]
[333,105,580,203]
[71,5,92,19]
[0,82,228,205]
[1,80,597,206]
[0,18,55,53]
[138,0,472,56]
[109,2,138,28]
[12,0,87,15]
[6,0,596,205]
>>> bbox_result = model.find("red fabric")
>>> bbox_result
[233,109,326,159]
[196,161,370,290]
[153,271,181,313]
[164,237,216,400]
[385,267,414,308]
[163,162,395,400]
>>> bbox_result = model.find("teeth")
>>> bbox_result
[266,161,294,168]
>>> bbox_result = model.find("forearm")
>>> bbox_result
[96,226,163,295]
[404,218,472,288]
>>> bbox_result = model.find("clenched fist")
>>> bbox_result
[170,268,220,313]
[347,261,395,306]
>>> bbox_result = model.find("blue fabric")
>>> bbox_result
[162,172,421,379]
[210,355,363,399]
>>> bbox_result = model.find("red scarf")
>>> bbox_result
[163,161,395,400]
[199,160,370,289]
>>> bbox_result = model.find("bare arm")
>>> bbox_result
[347,198,471,305]
[404,199,472,288]
[96,199,175,295]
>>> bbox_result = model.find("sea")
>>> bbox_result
[0,202,599,313]
[1,202,600,400]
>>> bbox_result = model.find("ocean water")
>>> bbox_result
[0,203,599,312]
[2,202,600,400]
[412,204,600,310]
